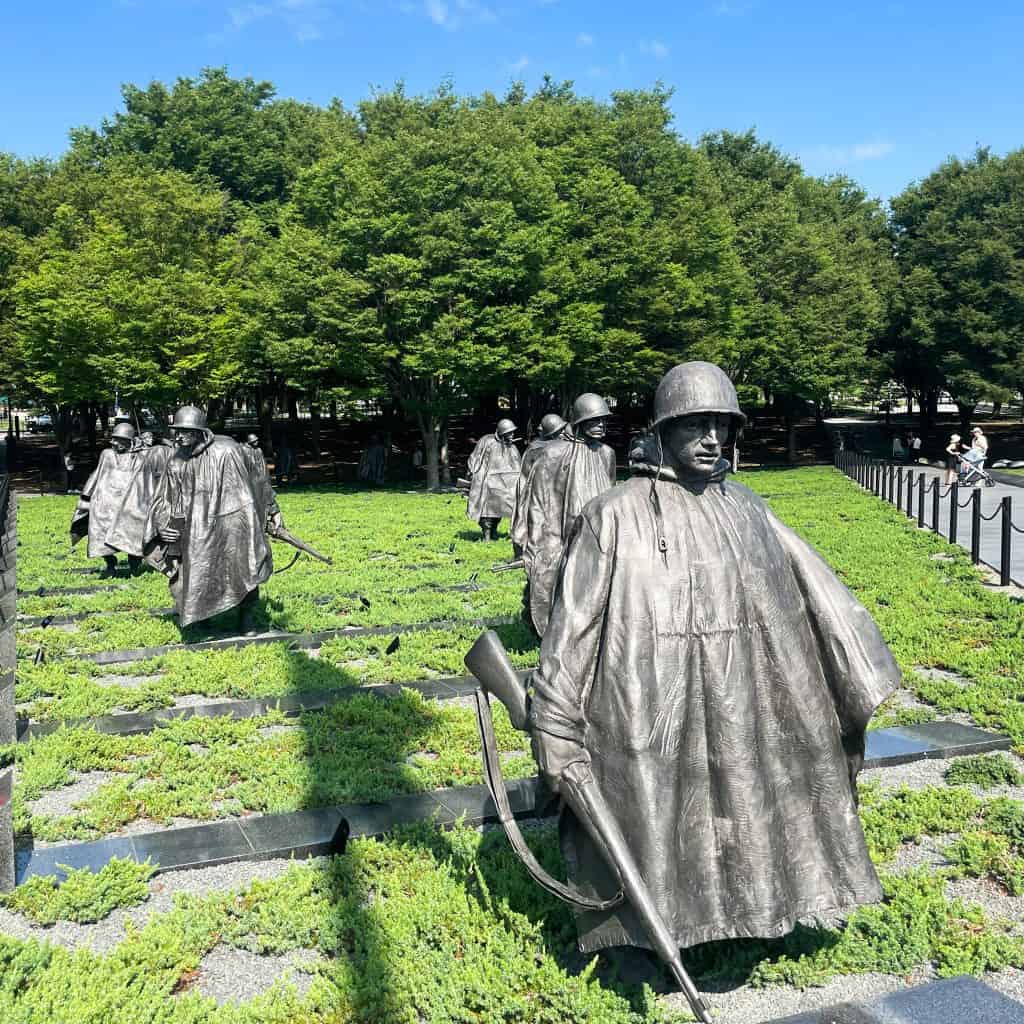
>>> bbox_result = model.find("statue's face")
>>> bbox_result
[173,427,202,452]
[660,413,732,479]
[111,437,131,454]
[141,432,154,446]
[579,417,608,441]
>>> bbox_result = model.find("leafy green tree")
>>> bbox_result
[886,148,1024,429]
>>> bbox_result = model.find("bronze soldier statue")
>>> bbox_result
[525,362,899,959]
[510,414,568,558]
[241,434,284,533]
[358,433,388,486]
[466,419,522,541]
[71,422,168,577]
[145,407,272,636]
[520,394,616,634]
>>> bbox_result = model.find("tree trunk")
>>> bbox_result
[439,420,451,486]
[257,387,274,451]
[418,413,440,492]
[955,401,975,435]
[287,390,299,426]
[98,404,109,433]
[85,404,97,458]
[992,399,1003,417]
[310,403,321,458]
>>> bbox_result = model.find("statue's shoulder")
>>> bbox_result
[721,478,769,513]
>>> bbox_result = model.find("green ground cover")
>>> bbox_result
[7,469,1024,1020]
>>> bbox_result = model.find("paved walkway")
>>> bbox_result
[858,462,1024,587]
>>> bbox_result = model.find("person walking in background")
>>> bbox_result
[891,435,905,461]
[970,427,989,465]
[945,434,962,486]
[908,433,921,464]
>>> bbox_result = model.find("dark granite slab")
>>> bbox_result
[16,836,137,884]
[130,819,254,872]
[767,975,1024,1023]
[432,777,548,825]
[240,807,349,860]
[341,791,457,837]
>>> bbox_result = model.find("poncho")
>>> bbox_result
[358,442,388,485]
[71,444,170,558]
[239,444,281,527]
[522,437,616,633]
[144,433,272,627]
[530,471,900,952]
[510,438,552,550]
[466,435,521,521]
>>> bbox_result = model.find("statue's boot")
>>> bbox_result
[99,555,118,579]
[238,588,261,637]
[127,556,143,577]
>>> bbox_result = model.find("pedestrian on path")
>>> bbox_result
[908,434,922,464]
[945,434,962,486]
[891,435,905,461]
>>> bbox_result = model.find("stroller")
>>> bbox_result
[958,448,996,487]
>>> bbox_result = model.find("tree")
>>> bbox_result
[886,148,1024,430]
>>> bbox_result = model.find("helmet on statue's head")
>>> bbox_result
[571,393,611,426]
[652,362,746,432]
[539,414,567,439]
[496,418,517,440]
[246,433,260,447]
[171,406,208,431]
[111,422,136,442]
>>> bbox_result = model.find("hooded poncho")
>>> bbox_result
[466,435,521,522]
[144,433,272,626]
[530,471,900,952]
[71,444,171,558]
[521,436,616,633]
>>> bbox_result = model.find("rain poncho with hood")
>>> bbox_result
[144,432,272,627]
[466,435,521,522]
[530,457,900,952]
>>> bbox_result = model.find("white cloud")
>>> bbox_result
[803,141,896,166]
[420,0,495,29]
[507,54,530,73]
[640,38,669,59]
[577,31,594,47]
[213,0,332,42]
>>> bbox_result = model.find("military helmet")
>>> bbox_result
[246,433,260,446]
[496,418,517,439]
[111,422,136,442]
[171,405,208,431]
[572,393,611,425]
[539,413,567,439]
[652,362,746,429]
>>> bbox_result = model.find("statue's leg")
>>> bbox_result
[238,587,261,636]
[127,555,143,577]
[100,555,117,578]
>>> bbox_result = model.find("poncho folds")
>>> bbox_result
[144,433,272,627]
[71,445,171,558]
[239,444,281,528]
[521,437,616,634]
[530,472,900,953]
[465,435,521,522]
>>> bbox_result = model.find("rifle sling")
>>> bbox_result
[474,689,623,912]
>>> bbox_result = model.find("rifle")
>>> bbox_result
[267,524,333,565]
[465,630,713,1024]
[457,477,472,492]
[491,558,525,574]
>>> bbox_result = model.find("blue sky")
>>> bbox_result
[3,0,1022,201]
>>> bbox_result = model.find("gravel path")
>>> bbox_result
[860,751,1024,800]
[194,945,321,1005]
[26,771,118,820]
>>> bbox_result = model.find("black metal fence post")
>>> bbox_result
[0,462,15,892]
[1001,496,1012,588]
[897,468,904,510]
[949,483,959,544]
[917,473,926,528]
[971,489,982,564]
[932,479,940,533]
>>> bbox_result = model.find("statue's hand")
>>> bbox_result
[159,526,181,544]
[532,730,590,795]
[268,510,283,532]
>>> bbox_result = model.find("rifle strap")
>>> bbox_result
[474,690,623,912]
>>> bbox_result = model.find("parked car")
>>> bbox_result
[27,413,53,433]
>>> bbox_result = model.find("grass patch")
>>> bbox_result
[945,754,1024,790]
[2,858,154,926]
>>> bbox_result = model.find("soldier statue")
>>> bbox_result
[520,394,616,634]
[71,422,169,577]
[529,362,900,959]
[240,433,284,533]
[510,413,568,557]
[144,407,272,635]
[358,433,388,486]
[466,419,521,541]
